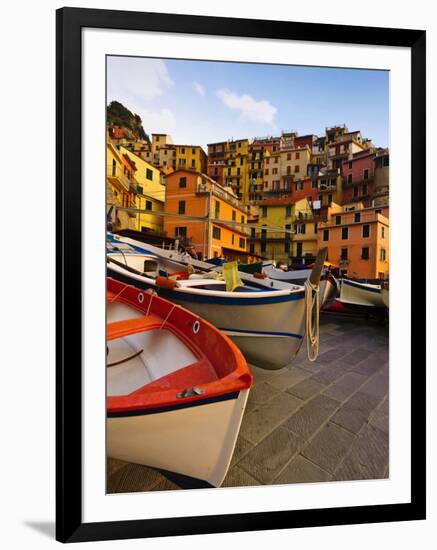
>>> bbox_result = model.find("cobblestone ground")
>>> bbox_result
[107,313,389,492]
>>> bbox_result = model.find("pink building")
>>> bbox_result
[342,151,376,207]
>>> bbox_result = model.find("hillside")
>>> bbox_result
[106,101,149,142]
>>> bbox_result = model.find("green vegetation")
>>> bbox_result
[107,101,149,142]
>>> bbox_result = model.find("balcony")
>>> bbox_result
[318,184,337,193]
[106,164,132,192]
[343,175,373,186]
[196,183,248,213]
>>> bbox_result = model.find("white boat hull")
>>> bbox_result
[339,279,385,308]
[108,389,249,487]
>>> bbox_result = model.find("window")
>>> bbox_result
[294,165,299,173]
[275,157,279,163]
[286,166,291,175]
[296,152,300,159]
[111,159,116,176]
[348,161,352,169]
[328,194,333,206]
[192,148,195,154]
[285,205,292,217]
[145,200,152,211]
[261,206,267,217]
[238,142,241,148]
[296,223,306,234]
[178,200,186,214]
[341,248,348,260]
[239,237,246,249]
[362,247,370,260]
[175,226,187,238]
[232,210,236,221]
[362,224,370,238]
[181,147,185,154]
[312,180,318,189]
[354,212,361,223]
[241,215,245,224]
[353,186,358,197]
[364,169,369,180]
[240,157,244,165]
[375,208,382,214]
[380,248,387,261]
[383,156,389,167]
[237,167,240,176]
[232,234,235,245]
[146,168,153,180]
[265,169,269,175]
[341,227,349,240]
[214,200,220,219]
[179,177,187,188]
[273,168,278,175]
[314,223,318,233]
[191,159,195,168]
[381,226,385,238]
[335,215,341,225]
[296,182,303,191]
[249,243,255,254]
[347,174,353,184]
[212,226,221,240]
[287,153,291,160]
[362,183,368,195]
[228,168,231,176]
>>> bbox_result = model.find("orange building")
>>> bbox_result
[164,170,250,260]
[317,205,389,279]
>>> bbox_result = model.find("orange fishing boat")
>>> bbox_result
[106,278,253,488]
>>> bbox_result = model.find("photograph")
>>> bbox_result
[105,55,390,493]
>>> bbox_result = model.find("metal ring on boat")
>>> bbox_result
[193,320,200,334]
[137,292,144,304]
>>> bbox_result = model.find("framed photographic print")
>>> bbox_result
[56,7,426,543]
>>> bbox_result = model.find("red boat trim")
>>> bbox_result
[107,391,240,417]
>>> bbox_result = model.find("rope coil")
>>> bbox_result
[304,279,320,362]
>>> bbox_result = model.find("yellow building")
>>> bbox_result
[136,193,165,235]
[224,139,250,203]
[255,198,296,262]
[175,145,207,173]
[106,143,138,230]
[120,146,165,201]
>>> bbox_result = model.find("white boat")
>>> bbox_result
[107,278,253,488]
[339,278,386,309]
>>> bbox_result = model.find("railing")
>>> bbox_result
[106,164,132,192]
[343,175,374,186]
[196,183,248,213]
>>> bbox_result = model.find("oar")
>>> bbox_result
[309,247,328,286]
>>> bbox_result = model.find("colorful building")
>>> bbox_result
[175,145,207,173]
[373,149,390,206]
[341,150,376,207]
[106,143,138,230]
[163,170,250,260]
[317,205,389,279]
[120,146,166,201]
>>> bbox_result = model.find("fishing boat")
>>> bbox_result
[262,265,338,309]
[106,277,253,488]
[337,278,386,312]
[107,233,328,368]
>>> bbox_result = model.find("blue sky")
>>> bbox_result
[107,56,389,150]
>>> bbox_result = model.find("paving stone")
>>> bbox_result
[240,392,304,445]
[287,378,327,401]
[249,364,282,384]
[334,424,389,480]
[322,372,367,402]
[107,457,129,478]
[369,398,389,433]
[245,381,281,413]
[150,477,181,491]
[283,394,340,440]
[311,361,351,385]
[352,355,386,376]
[238,427,303,484]
[222,465,261,487]
[360,369,389,401]
[302,422,356,474]
[275,455,332,485]
[315,347,351,365]
[230,436,254,467]
[107,463,163,493]
[268,367,312,391]
[337,348,376,366]
[331,391,382,434]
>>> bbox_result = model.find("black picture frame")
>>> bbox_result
[56,7,426,543]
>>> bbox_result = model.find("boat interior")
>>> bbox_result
[106,301,218,398]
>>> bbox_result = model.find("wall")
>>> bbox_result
[2,2,434,550]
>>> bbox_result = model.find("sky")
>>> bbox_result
[107,56,389,150]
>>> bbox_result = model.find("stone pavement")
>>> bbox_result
[107,313,389,492]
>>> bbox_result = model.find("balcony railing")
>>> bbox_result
[196,183,248,213]
[106,164,133,192]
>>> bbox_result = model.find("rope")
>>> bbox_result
[145,289,157,316]
[304,279,320,362]
[107,348,144,367]
[160,303,177,330]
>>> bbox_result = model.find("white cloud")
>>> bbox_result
[136,108,177,136]
[107,57,173,105]
[193,82,206,97]
[216,89,277,125]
